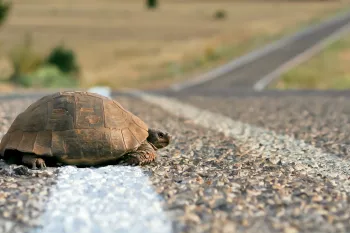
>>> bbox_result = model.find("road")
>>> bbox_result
[168,10,350,93]
[1,10,350,233]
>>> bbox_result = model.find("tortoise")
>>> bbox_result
[0,91,171,169]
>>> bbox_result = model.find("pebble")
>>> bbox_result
[118,95,350,233]
[1,94,350,233]
[0,98,58,233]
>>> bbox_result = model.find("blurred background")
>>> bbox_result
[0,0,350,93]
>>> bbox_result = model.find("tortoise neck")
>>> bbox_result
[148,142,158,151]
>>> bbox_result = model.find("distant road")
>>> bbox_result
[167,10,350,95]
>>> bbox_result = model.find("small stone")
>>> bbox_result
[284,226,299,233]
[311,195,323,202]
[222,222,236,233]
[3,211,10,218]
[184,213,201,224]
[241,219,249,227]
[209,198,227,209]
[13,166,31,176]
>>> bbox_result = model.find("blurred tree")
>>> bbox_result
[147,0,157,9]
[0,0,11,26]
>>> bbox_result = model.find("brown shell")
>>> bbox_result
[0,91,149,165]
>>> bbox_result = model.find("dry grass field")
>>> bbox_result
[0,0,350,90]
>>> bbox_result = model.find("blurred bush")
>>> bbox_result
[0,0,11,26]
[46,44,80,76]
[147,0,157,9]
[7,36,80,88]
[214,10,227,20]
[17,65,78,88]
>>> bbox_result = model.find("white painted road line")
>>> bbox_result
[31,166,173,233]
[170,11,350,92]
[29,88,173,233]
[0,88,172,233]
[129,90,350,192]
[253,22,350,91]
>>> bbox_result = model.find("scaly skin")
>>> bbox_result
[123,141,157,165]
[18,128,171,169]
[22,154,47,169]
[122,128,171,165]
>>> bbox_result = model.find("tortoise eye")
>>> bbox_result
[158,132,164,138]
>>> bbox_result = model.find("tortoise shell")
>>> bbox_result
[0,91,149,165]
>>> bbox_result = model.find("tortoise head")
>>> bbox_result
[147,128,171,149]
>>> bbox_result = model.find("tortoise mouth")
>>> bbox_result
[160,142,170,147]
[153,141,170,149]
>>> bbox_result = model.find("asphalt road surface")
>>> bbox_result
[168,10,350,93]
[1,91,350,233]
[1,10,350,233]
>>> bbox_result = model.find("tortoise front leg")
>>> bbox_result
[122,142,157,166]
[22,154,47,169]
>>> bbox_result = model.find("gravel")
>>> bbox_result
[0,161,57,233]
[1,97,172,233]
[179,95,350,159]
[0,98,58,233]
[121,92,350,233]
[2,93,350,233]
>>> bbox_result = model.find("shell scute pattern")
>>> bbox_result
[103,100,130,129]
[0,91,150,162]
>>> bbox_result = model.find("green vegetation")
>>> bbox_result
[0,0,11,26]
[0,1,79,89]
[271,33,350,90]
[147,0,157,9]
[213,10,227,20]
[16,65,78,88]
[7,35,80,88]
[46,44,80,76]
